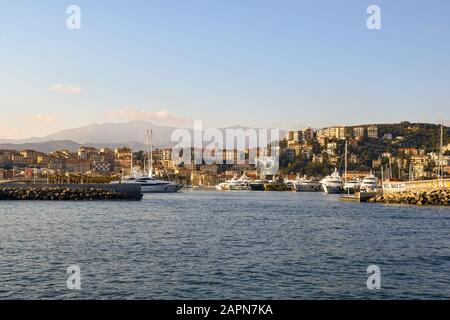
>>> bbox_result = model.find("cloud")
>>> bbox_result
[29,114,57,123]
[107,107,190,126]
[50,83,82,94]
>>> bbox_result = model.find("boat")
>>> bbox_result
[228,173,251,191]
[320,168,344,194]
[294,175,322,192]
[249,180,265,191]
[360,172,379,192]
[216,173,251,191]
[342,140,359,194]
[111,130,181,193]
[264,177,290,191]
[343,179,360,194]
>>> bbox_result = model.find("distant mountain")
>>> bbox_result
[0,121,285,152]
[0,140,151,153]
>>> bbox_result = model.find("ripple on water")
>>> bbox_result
[1,191,450,299]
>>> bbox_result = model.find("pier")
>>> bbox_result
[339,191,377,203]
[0,183,142,201]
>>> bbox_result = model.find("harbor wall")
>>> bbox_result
[0,183,142,201]
[382,178,450,193]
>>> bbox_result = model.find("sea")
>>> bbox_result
[0,191,449,299]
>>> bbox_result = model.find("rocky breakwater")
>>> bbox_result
[370,189,450,206]
[0,187,139,201]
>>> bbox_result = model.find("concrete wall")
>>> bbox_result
[383,178,450,193]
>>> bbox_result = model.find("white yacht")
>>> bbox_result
[320,168,344,194]
[111,130,181,193]
[216,173,251,191]
[229,173,251,190]
[114,175,181,193]
[360,172,378,192]
[343,179,361,194]
[294,175,322,192]
[216,174,237,191]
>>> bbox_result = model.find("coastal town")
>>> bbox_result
[1,122,449,187]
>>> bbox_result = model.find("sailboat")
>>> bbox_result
[342,140,360,194]
[111,130,181,193]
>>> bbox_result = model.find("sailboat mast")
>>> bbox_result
[146,130,153,177]
[440,121,443,180]
[130,146,133,177]
[344,140,348,183]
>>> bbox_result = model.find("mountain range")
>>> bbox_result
[0,121,285,153]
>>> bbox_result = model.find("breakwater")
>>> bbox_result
[0,184,142,201]
[370,189,450,206]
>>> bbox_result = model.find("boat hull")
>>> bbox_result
[323,185,343,194]
[295,184,321,192]
[264,183,290,192]
[250,183,265,191]
[141,184,181,193]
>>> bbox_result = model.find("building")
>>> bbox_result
[66,160,91,173]
[367,126,378,139]
[19,150,40,162]
[312,154,323,163]
[286,130,304,144]
[78,147,99,160]
[92,161,112,174]
[10,153,27,167]
[303,127,315,143]
[353,127,365,139]
[287,143,302,157]
[399,148,419,156]
[318,126,350,140]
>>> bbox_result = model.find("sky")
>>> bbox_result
[0,0,449,139]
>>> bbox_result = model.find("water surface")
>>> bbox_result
[0,191,449,299]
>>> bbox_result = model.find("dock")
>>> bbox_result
[340,192,377,203]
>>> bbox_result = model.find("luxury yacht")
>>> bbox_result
[320,168,344,194]
[294,175,322,192]
[249,179,265,191]
[343,179,361,194]
[112,175,181,193]
[216,173,251,191]
[228,173,251,190]
[111,130,181,193]
[360,172,379,192]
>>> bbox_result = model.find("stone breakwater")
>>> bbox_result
[0,187,141,201]
[369,189,450,206]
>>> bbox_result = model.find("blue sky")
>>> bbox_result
[0,0,449,139]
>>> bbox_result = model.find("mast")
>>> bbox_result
[439,121,443,180]
[389,157,392,180]
[146,129,153,177]
[130,146,133,177]
[344,140,348,183]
